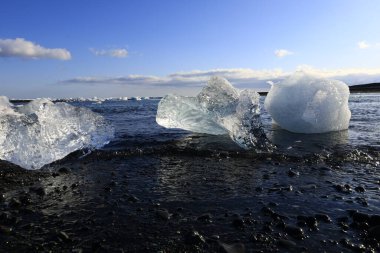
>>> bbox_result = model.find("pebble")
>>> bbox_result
[232,217,245,228]
[197,213,212,222]
[354,186,365,193]
[58,231,70,241]
[369,225,380,240]
[0,225,12,234]
[58,167,70,174]
[285,225,305,240]
[30,186,46,196]
[156,209,170,221]
[315,214,332,223]
[185,230,205,245]
[0,193,5,202]
[287,169,299,177]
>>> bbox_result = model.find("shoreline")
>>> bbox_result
[8,89,380,103]
[0,144,379,252]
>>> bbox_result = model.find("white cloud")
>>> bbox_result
[274,49,293,58]
[0,38,71,60]
[90,48,128,58]
[358,41,370,49]
[61,66,380,88]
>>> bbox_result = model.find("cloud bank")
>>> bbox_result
[274,49,293,58]
[90,48,128,58]
[61,66,380,89]
[0,38,71,60]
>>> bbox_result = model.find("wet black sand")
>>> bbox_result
[0,141,379,252]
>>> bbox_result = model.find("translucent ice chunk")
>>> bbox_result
[156,76,271,150]
[264,73,351,133]
[156,94,227,134]
[0,98,114,170]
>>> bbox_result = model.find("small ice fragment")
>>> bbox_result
[264,73,351,133]
[156,77,272,150]
[0,97,114,170]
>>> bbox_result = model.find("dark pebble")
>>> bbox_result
[315,214,332,223]
[185,230,205,245]
[58,231,70,241]
[58,167,70,174]
[30,186,46,196]
[352,212,370,223]
[297,215,318,229]
[156,209,170,220]
[128,195,139,202]
[369,225,380,240]
[255,187,263,192]
[370,215,380,227]
[285,225,305,240]
[287,169,299,177]
[0,193,5,202]
[354,186,365,193]
[9,197,22,208]
[334,184,351,194]
[0,225,12,234]
[232,217,245,228]
[197,213,212,222]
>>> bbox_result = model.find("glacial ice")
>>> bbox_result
[156,77,271,150]
[264,73,351,133]
[0,97,114,170]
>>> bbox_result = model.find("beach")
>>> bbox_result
[0,95,379,252]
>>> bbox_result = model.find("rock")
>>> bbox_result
[197,213,212,222]
[285,225,305,240]
[9,197,22,208]
[30,186,46,196]
[58,167,70,174]
[370,215,380,227]
[0,193,5,202]
[354,186,365,193]
[334,184,351,194]
[127,195,139,203]
[185,230,205,245]
[58,231,70,241]
[156,209,170,221]
[369,225,380,240]
[287,169,299,177]
[232,217,245,228]
[0,225,12,234]
[297,216,318,229]
[352,212,370,223]
[315,214,332,223]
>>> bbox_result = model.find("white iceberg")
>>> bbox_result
[264,73,351,133]
[0,97,114,170]
[156,77,271,150]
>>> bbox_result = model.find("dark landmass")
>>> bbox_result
[0,141,379,252]
[349,83,380,93]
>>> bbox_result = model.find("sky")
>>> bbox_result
[1,0,380,99]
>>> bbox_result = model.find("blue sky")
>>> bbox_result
[1,0,380,98]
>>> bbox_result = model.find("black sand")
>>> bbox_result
[0,141,379,253]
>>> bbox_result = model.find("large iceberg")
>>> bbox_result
[264,73,351,133]
[156,77,271,150]
[0,97,114,170]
